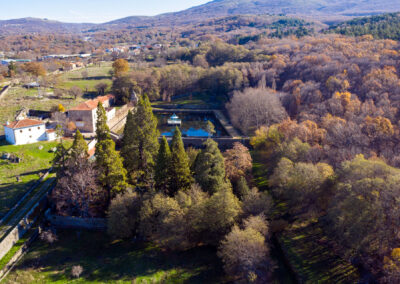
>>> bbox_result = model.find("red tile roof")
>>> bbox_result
[4,118,45,129]
[69,94,115,111]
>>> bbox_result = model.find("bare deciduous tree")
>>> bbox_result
[227,87,287,135]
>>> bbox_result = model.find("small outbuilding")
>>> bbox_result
[3,118,57,145]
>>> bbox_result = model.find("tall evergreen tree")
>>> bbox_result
[169,127,192,194]
[71,130,88,160]
[194,139,226,194]
[155,136,171,193]
[120,94,159,187]
[95,103,127,203]
[53,142,70,175]
[96,102,111,142]
[96,139,128,201]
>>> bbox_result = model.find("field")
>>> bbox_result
[0,140,70,218]
[3,230,226,284]
[56,62,113,92]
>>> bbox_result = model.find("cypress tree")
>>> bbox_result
[95,103,127,203]
[194,139,226,194]
[71,130,88,159]
[96,102,111,142]
[155,136,171,193]
[120,94,159,187]
[121,110,135,171]
[169,127,192,194]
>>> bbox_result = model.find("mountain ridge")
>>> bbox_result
[0,0,399,34]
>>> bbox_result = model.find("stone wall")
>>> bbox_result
[46,212,106,230]
[68,109,95,133]
[108,104,134,132]
[0,230,39,281]
[165,137,251,150]
[0,191,49,260]
[0,85,10,101]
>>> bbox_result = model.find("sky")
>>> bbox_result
[0,0,211,23]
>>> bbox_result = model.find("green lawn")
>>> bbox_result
[57,63,113,93]
[3,230,226,284]
[0,140,70,218]
[151,93,225,108]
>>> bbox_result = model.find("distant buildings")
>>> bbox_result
[3,118,56,145]
[1,59,31,66]
[68,94,116,133]
[42,54,91,60]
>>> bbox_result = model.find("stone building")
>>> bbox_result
[68,94,115,133]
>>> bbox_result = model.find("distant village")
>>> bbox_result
[0,42,168,67]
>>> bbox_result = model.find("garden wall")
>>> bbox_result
[45,211,106,230]
[0,191,49,260]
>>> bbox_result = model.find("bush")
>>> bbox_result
[107,192,142,239]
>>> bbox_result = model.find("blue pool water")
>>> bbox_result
[155,112,229,137]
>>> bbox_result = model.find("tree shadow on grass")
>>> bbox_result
[0,180,33,217]
[13,230,227,283]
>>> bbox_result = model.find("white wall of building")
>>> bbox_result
[7,124,47,145]
[4,127,16,145]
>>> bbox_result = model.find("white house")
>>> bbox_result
[3,118,57,145]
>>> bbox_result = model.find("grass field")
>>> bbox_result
[3,230,226,284]
[0,140,70,218]
[57,63,113,93]
[151,93,225,108]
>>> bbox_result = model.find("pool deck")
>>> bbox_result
[152,108,241,138]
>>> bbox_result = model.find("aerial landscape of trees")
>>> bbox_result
[5,3,400,282]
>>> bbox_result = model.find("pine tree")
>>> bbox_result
[71,130,88,160]
[96,139,128,201]
[120,94,159,187]
[53,142,69,175]
[155,136,171,193]
[95,102,127,203]
[169,127,192,194]
[194,139,226,194]
[96,102,111,142]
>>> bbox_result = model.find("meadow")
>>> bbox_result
[3,230,226,284]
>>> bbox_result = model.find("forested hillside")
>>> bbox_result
[328,13,400,40]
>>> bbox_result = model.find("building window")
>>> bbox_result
[29,135,32,138]
[20,130,23,133]
[29,128,31,131]
[38,127,41,130]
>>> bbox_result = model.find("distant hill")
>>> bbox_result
[104,0,400,27]
[1,1,400,34]
[0,18,94,35]
[327,13,400,40]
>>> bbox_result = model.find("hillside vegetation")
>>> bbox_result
[328,13,400,40]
